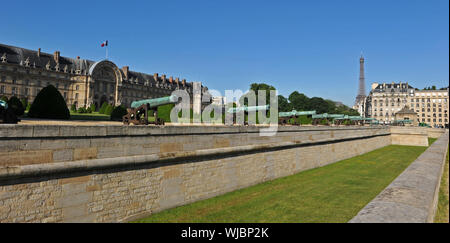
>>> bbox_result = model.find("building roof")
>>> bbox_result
[372,82,414,92]
[0,43,94,74]
[0,43,195,88]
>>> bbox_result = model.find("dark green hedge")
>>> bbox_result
[110,105,127,121]
[28,85,70,120]
[7,96,25,117]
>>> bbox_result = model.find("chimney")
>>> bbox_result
[176,77,180,84]
[37,48,41,57]
[54,51,60,63]
[162,74,166,82]
[169,76,174,83]
[122,66,129,79]
[182,79,186,85]
[77,56,80,59]
[154,73,159,81]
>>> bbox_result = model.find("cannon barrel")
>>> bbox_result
[279,110,316,118]
[123,95,180,125]
[0,100,8,109]
[131,95,179,109]
[312,113,346,119]
[226,105,270,113]
[348,116,363,120]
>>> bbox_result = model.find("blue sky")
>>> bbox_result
[1,0,448,106]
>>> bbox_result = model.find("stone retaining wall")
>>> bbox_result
[390,127,429,147]
[350,131,449,223]
[0,125,388,167]
[0,125,391,222]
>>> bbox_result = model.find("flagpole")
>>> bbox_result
[106,45,108,60]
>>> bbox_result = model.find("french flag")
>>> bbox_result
[101,40,108,47]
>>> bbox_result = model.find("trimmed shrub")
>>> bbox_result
[86,107,92,113]
[28,85,70,120]
[99,102,108,114]
[20,98,28,109]
[104,104,114,115]
[298,115,312,125]
[70,104,77,112]
[77,107,87,113]
[89,103,96,112]
[110,105,127,121]
[7,96,25,117]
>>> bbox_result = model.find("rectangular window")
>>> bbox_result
[0,85,4,94]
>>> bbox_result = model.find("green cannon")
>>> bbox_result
[226,105,270,125]
[123,95,180,125]
[333,115,368,126]
[333,115,350,125]
[278,110,316,125]
[0,100,19,124]
[311,113,345,125]
[348,116,365,126]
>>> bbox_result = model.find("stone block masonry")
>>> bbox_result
[0,125,393,222]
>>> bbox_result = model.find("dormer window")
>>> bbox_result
[24,57,30,67]
[46,61,51,70]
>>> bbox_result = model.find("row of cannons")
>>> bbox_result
[1,95,379,126]
[121,95,379,126]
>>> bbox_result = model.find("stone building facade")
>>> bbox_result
[366,81,449,127]
[410,89,449,127]
[0,43,210,109]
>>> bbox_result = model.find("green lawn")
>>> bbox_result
[429,137,437,146]
[134,144,429,223]
[435,148,449,223]
[69,112,111,121]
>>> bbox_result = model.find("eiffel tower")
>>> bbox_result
[354,54,366,107]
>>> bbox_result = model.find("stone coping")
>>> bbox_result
[0,124,388,139]
[349,131,449,223]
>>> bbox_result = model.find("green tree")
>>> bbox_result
[278,95,292,112]
[248,83,276,106]
[308,97,329,114]
[288,91,309,111]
